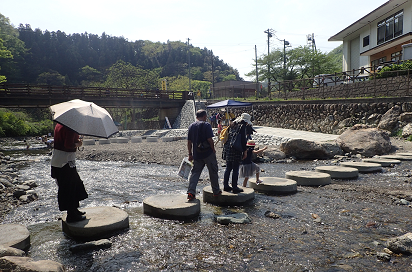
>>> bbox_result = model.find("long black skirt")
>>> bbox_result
[51,164,88,211]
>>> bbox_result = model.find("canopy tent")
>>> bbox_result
[206,99,252,109]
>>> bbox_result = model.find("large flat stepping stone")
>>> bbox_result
[143,194,200,220]
[315,166,358,179]
[131,136,142,143]
[98,139,111,145]
[362,158,401,167]
[340,161,382,173]
[249,177,297,194]
[116,137,129,143]
[161,137,174,142]
[203,186,255,206]
[62,206,129,240]
[0,224,30,250]
[82,139,95,145]
[146,136,158,142]
[379,154,412,161]
[396,153,412,157]
[285,171,331,186]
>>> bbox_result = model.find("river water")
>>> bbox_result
[2,148,412,271]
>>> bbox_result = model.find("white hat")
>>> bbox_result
[234,113,252,125]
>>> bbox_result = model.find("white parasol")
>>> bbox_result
[50,99,119,138]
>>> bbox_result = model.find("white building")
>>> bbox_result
[329,0,412,71]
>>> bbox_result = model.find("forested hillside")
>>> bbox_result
[0,13,240,93]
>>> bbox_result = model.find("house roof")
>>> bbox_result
[328,0,408,42]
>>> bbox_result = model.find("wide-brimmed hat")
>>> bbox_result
[246,140,255,146]
[234,113,252,125]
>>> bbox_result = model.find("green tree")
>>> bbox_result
[0,38,12,83]
[37,70,65,85]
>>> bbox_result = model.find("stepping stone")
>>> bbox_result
[285,171,331,186]
[98,139,111,145]
[362,158,401,167]
[131,136,142,143]
[146,136,158,142]
[340,161,382,173]
[82,139,95,145]
[315,166,358,179]
[116,137,129,143]
[379,154,412,161]
[203,186,255,206]
[396,153,412,157]
[62,206,129,240]
[110,138,118,143]
[143,194,200,220]
[162,137,174,142]
[249,177,297,194]
[0,224,30,250]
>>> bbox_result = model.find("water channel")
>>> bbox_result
[2,147,412,271]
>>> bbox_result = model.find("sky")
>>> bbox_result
[2,0,389,81]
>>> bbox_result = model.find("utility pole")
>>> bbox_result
[187,38,191,93]
[211,50,215,96]
[307,33,316,77]
[264,28,274,98]
[283,39,290,79]
[255,45,259,99]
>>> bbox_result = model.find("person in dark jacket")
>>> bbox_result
[222,113,251,193]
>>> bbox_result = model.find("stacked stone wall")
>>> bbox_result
[229,99,412,135]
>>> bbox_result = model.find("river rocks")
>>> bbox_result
[336,125,391,157]
[0,245,25,257]
[0,256,65,272]
[69,239,112,253]
[386,232,412,254]
[215,213,251,225]
[377,105,401,132]
[263,148,286,160]
[376,252,391,262]
[402,123,412,138]
[0,224,30,251]
[280,139,334,160]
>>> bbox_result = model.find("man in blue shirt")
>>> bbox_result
[187,110,221,200]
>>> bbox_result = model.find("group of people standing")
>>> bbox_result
[186,110,266,200]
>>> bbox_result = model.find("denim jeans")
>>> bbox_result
[223,160,240,189]
[187,152,220,195]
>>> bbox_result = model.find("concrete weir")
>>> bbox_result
[203,186,255,205]
[340,161,382,173]
[285,171,331,186]
[143,194,200,220]
[62,206,129,240]
[0,224,30,250]
[315,166,359,179]
[249,177,297,194]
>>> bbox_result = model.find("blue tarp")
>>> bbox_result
[206,99,252,109]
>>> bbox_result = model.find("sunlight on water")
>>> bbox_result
[3,153,412,271]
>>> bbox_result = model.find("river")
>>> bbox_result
[2,148,412,271]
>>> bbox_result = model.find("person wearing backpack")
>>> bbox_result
[187,110,222,200]
[222,113,250,193]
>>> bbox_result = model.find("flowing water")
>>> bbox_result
[2,148,412,271]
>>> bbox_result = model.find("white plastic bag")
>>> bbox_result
[177,157,193,179]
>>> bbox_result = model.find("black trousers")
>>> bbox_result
[51,164,88,211]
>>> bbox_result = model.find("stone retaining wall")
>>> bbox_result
[229,99,412,135]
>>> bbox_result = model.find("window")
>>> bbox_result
[363,36,370,47]
[391,51,402,61]
[377,10,403,45]
[371,57,387,67]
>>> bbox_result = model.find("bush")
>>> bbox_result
[0,108,53,137]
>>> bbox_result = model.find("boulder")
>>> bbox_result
[377,105,401,132]
[402,123,412,138]
[336,124,391,157]
[399,112,412,123]
[215,213,251,225]
[0,256,65,272]
[386,232,412,254]
[280,139,334,160]
[0,246,25,257]
[69,239,112,253]
[263,148,286,160]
